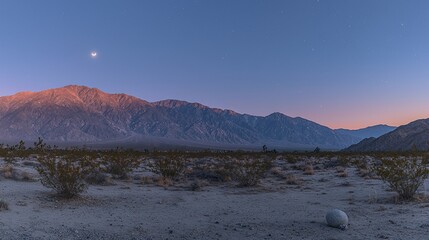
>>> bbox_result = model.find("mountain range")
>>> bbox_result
[0,85,395,150]
[345,119,429,152]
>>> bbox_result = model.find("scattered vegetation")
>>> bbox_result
[3,138,429,204]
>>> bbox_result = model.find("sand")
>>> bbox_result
[0,157,428,240]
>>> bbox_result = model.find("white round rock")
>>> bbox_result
[326,209,348,229]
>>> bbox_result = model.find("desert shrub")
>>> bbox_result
[140,176,154,185]
[1,147,18,165]
[230,156,272,187]
[101,149,141,179]
[22,160,39,167]
[36,151,99,198]
[271,167,284,178]
[189,179,208,191]
[286,174,300,185]
[337,170,348,178]
[155,176,173,188]
[1,164,13,179]
[286,157,299,164]
[20,171,34,182]
[0,165,34,181]
[85,171,113,185]
[313,147,321,153]
[0,199,8,211]
[148,154,186,179]
[337,156,351,167]
[213,161,234,182]
[1,140,31,164]
[336,166,348,178]
[303,165,314,175]
[190,158,233,182]
[373,157,429,200]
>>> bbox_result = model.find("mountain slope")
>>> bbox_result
[335,124,396,139]
[0,85,371,150]
[344,119,429,151]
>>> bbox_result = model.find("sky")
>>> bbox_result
[1,0,429,129]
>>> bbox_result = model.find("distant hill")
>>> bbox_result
[335,124,396,139]
[344,119,429,151]
[0,85,387,150]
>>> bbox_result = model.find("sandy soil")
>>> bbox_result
[0,157,428,240]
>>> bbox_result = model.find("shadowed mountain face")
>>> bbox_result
[335,125,396,139]
[344,119,429,152]
[0,85,383,150]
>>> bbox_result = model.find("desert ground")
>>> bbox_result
[0,154,428,240]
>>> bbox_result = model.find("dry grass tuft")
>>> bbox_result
[189,179,208,191]
[140,176,154,185]
[1,164,13,179]
[20,171,35,182]
[0,199,8,211]
[156,176,173,188]
[271,167,285,178]
[285,174,301,185]
[85,171,113,185]
[336,167,348,178]
[303,165,314,175]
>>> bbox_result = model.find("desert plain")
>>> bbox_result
[0,153,427,240]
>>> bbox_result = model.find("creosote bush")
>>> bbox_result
[36,151,99,198]
[230,156,272,187]
[373,157,429,201]
[101,149,140,179]
[148,154,186,179]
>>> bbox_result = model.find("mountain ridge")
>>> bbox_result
[0,85,394,150]
[344,119,429,152]
[334,124,396,139]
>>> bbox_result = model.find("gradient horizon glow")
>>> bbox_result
[1,0,429,130]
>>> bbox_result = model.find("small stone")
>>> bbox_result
[326,209,349,230]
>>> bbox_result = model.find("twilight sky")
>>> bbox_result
[1,0,429,129]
